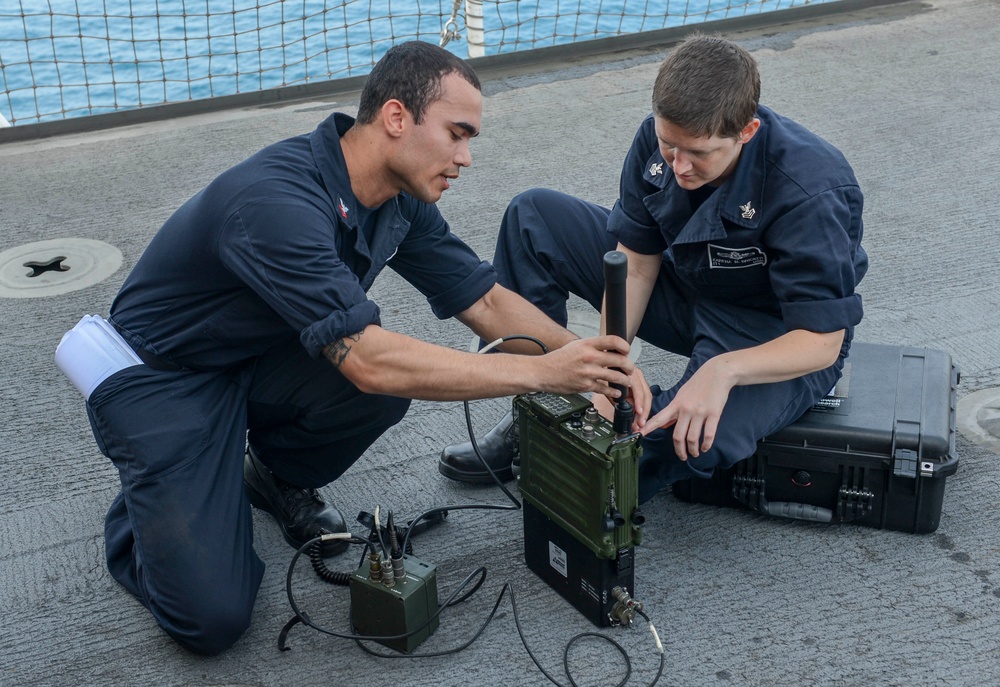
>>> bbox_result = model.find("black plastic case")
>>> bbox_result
[672,342,959,533]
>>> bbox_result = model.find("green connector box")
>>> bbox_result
[348,555,440,653]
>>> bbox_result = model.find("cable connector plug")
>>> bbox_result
[608,586,643,627]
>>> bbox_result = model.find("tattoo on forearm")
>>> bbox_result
[323,332,362,369]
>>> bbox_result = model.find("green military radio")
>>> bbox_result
[516,251,646,627]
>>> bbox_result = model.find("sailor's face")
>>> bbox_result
[397,73,481,204]
[654,116,755,189]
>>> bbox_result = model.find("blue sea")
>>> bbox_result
[0,0,798,124]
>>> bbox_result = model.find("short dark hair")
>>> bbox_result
[355,41,481,125]
[651,35,760,139]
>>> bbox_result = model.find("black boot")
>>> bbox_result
[438,410,517,484]
[244,447,349,557]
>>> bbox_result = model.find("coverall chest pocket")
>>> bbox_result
[679,242,772,301]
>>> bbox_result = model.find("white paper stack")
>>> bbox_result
[55,315,144,401]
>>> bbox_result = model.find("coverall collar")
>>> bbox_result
[310,112,364,231]
[641,108,770,246]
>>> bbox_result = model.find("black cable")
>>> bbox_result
[400,505,455,556]
[487,333,548,356]
[373,507,390,560]
[386,510,402,558]
[508,581,664,687]
[636,610,666,687]
[563,633,631,687]
[309,535,369,585]
[462,398,522,504]
[464,334,548,507]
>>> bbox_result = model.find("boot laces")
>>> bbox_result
[277,478,323,516]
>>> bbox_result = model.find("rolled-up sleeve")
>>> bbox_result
[300,300,380,357]
[765,186,866,333]
[388,199,497,319]
[424,261,497,319]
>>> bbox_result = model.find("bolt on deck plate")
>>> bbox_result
[0,238,122,298]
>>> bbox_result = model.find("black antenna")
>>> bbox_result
[603,251,634,436]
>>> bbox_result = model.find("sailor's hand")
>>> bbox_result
[538,335,634,400]
[594,365,651,432]
[640,358,734,460]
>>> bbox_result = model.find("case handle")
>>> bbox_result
[760,498,833,523]
[732,474,834,523]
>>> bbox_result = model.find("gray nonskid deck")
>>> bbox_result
[2,0,999,684]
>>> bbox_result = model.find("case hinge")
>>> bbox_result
[837,485,874,520]
[731,470,764,507]
[836,465,874,521]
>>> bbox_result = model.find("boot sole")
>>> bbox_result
[437,458,514,485]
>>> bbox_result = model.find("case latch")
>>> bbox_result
[893,448,919,479]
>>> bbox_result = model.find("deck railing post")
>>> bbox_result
[466,0,485,58]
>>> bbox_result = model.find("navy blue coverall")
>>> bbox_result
[85,113,497,653]
[494,106,868,503]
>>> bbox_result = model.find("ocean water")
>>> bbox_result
[0,0,798,124]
